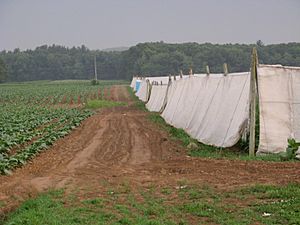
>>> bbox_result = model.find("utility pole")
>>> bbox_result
[94,55,98,81]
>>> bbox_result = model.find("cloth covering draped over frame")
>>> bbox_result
[257,65,300,154]
[161,72,250,147]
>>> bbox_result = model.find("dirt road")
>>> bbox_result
[0,85,299,215]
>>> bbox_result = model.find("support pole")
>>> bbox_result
[249,47,258,157]
[94,55,97,81]
[146,79,151,102]
[180,70,183,79]
[189,68,193,76]
[223,63,228,76]
[206,65,210,76]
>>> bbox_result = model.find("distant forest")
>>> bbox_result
[0,41,300,82]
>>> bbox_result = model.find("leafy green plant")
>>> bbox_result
[0,81,131,174]
[90,79,99,85]
[281,138,300,161]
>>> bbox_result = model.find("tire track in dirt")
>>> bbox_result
[0,85,300,216]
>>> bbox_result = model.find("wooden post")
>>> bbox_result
[249,47,258,157]
[94,55,98,81]
[206,65,210,76]
[169,74,172,82]
[189,68,193,76]
[146,79,151,102]
[180,70,183,79]
[223,63,228,76]
[161,81,163,85]
[173,75,176,80]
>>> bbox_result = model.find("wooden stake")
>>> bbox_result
[173,75,176,80]
[189,68,193,76]
[249,47,258,157]
[146,79,151,102]
[223,63,228,76]
[180,70,183,78]
[206,65,210,76]
[169,74,172,82]
[161,81,163,85]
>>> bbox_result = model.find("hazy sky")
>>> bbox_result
[1,0,300,50]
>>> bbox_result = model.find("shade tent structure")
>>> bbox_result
[148,75,189,84]
[130,77,137,89]
[145,75,190,112]
[257,64,300,154]
[134,75,189,104]
[130,49,300,155]
[145,85,169,112]
[147,76,170,85]
[161,72,250,147]
[135,80,142,92]
[135,79,150,102]
[132,72,251,147]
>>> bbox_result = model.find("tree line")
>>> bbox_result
[0,41,299,82]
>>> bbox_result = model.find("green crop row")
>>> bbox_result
[0,109,93,174]
[0,106,71,153]
[0,80,115,105]
[0,80,127,174]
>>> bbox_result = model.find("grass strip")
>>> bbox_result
[2,183,300,225]
[85,100,125,109]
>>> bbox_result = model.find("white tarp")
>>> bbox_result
[147,76,170,85]
[147,75,189,84]
[143,75,190,111]
[146,85,168,112]
[130,77,137,88]
[134,80,141,92]
[134,75,186,103]
[257,65,300,154]
[131,75,188,91]
[135,79,149,102]
[161,72,250,147]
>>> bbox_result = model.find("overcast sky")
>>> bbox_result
[1,0,300,51]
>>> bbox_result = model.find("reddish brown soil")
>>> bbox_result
[109,85,130,102]
[0,85,299,216]
[103,87,110,100]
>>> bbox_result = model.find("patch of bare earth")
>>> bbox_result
[0,85,299,216]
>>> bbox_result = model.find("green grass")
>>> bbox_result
[233,184,300,224]
[2,190,116,225]
[147,113,288,162]
[126,87,147,111]
[148,113,192,146]
[188,145,286,162]
[127,88,290,162]
[85,99,126,109]
[3,183,300,225]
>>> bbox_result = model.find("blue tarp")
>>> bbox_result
[135,80,141,92]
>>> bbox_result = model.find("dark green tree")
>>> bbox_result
[0,42,299,82]
[0,58,7,83]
